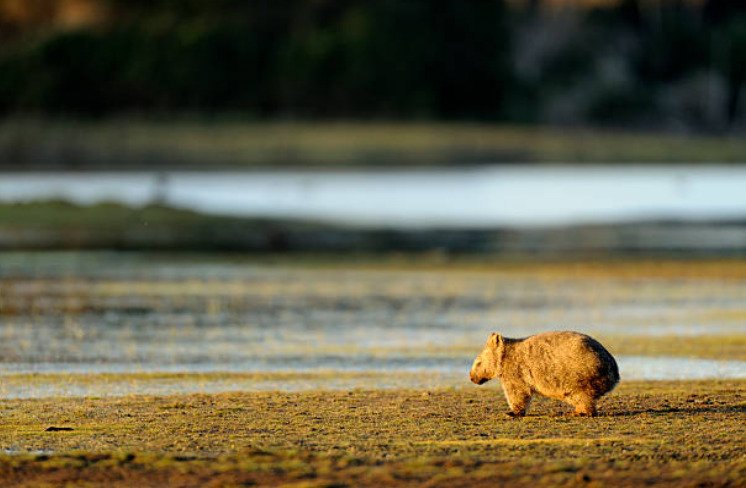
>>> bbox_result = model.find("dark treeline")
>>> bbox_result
[0,0,745,131]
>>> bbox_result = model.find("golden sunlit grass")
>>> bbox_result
[0,371,458,399]
[0,380,743,487]
[320,257,746,280]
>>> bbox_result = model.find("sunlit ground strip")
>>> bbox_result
[0,355,744,399]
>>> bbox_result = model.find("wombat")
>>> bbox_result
[470,331,619,417]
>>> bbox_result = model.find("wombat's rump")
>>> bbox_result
[470,331,619,417]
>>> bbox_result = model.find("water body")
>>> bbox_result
[0,356,743,399]
[2,165,746,228]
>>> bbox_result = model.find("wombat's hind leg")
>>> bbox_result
[568,393,597,417]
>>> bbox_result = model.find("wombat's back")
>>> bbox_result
[511,331,619,399]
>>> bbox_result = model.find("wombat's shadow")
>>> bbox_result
[604,404,746,417]
[524,397,745,418]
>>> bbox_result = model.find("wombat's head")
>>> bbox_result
[470,332,505,385]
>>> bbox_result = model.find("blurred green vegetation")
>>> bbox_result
[0,0,745,132]
[3,120,746,168]
[2,200,745,255]
[0,201,319,251]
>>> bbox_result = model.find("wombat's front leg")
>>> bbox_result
[501,382,532,418]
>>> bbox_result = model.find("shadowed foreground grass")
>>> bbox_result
[0,380,743,487]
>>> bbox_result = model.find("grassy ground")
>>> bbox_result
[0,380,743,487]
[3,119,746,168]
[0,256,744,485]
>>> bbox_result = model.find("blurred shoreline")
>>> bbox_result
[2,201,745,256]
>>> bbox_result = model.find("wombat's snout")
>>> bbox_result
[470,372,488,385]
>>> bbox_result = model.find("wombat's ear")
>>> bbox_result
[488,332,503,348]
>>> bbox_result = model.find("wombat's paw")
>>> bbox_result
[504,411,525,419]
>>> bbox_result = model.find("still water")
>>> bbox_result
[2,165,746,227]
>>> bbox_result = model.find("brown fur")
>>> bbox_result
[470,331,619,417]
